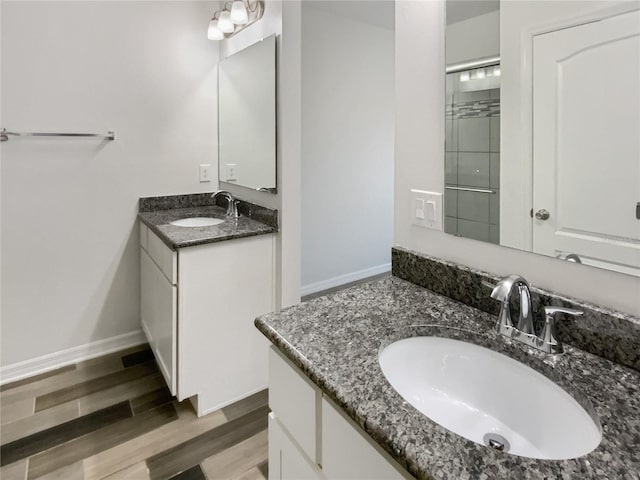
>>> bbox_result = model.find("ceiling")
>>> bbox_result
[446,0,499,25]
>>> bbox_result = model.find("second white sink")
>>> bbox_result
[170,217,224,227]
[378,336,601,460]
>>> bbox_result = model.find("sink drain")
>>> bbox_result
[483,433,511,453]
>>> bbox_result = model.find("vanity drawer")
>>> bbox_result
[269,347,321,464]
[146,228,177,285]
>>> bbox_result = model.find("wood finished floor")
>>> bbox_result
[0,345,268,480]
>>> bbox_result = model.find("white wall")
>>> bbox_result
[445,10,499,65]
[394,0,640,316]
[1,1,218,367]
[301,2,394,293]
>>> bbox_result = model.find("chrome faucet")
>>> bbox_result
[212,190,240,218]
[488,275,583,354]
[489,275,534,336]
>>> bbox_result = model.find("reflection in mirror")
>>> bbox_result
[445,61,501,245]
[445,1,500,245]
[444,1,640,277]
[218,35,276,193]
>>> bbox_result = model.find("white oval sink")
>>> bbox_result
[169,217,224,227]
[378,336,601,460]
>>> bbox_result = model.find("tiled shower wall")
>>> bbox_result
[445,88,500,244]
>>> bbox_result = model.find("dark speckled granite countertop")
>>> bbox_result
[255,276,640,479]
[138,205,276,250]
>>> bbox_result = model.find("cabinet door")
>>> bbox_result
[322,398,409,480]
[269,347,320,464]
[269,413,324,480]
[141,249,177,395]
[178,234,275,410]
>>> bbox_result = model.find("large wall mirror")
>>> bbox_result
[219,35,276,193]
[444,1,640,277]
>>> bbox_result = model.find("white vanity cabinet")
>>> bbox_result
[268,347,411,480]
[140,224,178,393]
[140,222,275,416]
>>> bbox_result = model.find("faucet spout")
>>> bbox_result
[489,275,532,336]
[490,274,529,301]
[517,283,534,335]
[212,190,240,218]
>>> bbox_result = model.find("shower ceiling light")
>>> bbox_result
[473,69,486,80]
[207,1,265,41]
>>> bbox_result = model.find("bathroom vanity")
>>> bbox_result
[268,347,411,480]
[139,193,278,416]
[256,248,640,479]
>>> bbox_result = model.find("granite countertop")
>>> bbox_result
[255,276,640,479]
[138,205,277,249]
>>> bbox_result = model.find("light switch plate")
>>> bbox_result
[199,164,212,183]
[225,163,237,182]
[411,189,443,230]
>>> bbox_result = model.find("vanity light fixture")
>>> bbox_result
[207,1,264,41]
[208,18,224,40]
[218,10,234,33]
[230,0,249,25]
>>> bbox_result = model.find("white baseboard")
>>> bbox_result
[0,330,147,385]
[301,263,391,297]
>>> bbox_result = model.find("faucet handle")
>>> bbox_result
[544,306,584,317]
[540,306,584,353]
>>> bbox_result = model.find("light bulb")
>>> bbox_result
[493,66,501,77]
[207,19,224,40]
[460,72,470,82]
[218,11,234,33]
[474,69,486,79]
[230,0,248,24]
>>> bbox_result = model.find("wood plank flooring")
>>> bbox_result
[0,345,268,480]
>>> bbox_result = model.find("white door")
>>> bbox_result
[532,9,640,275]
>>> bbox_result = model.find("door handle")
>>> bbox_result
[535,209,550,221]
